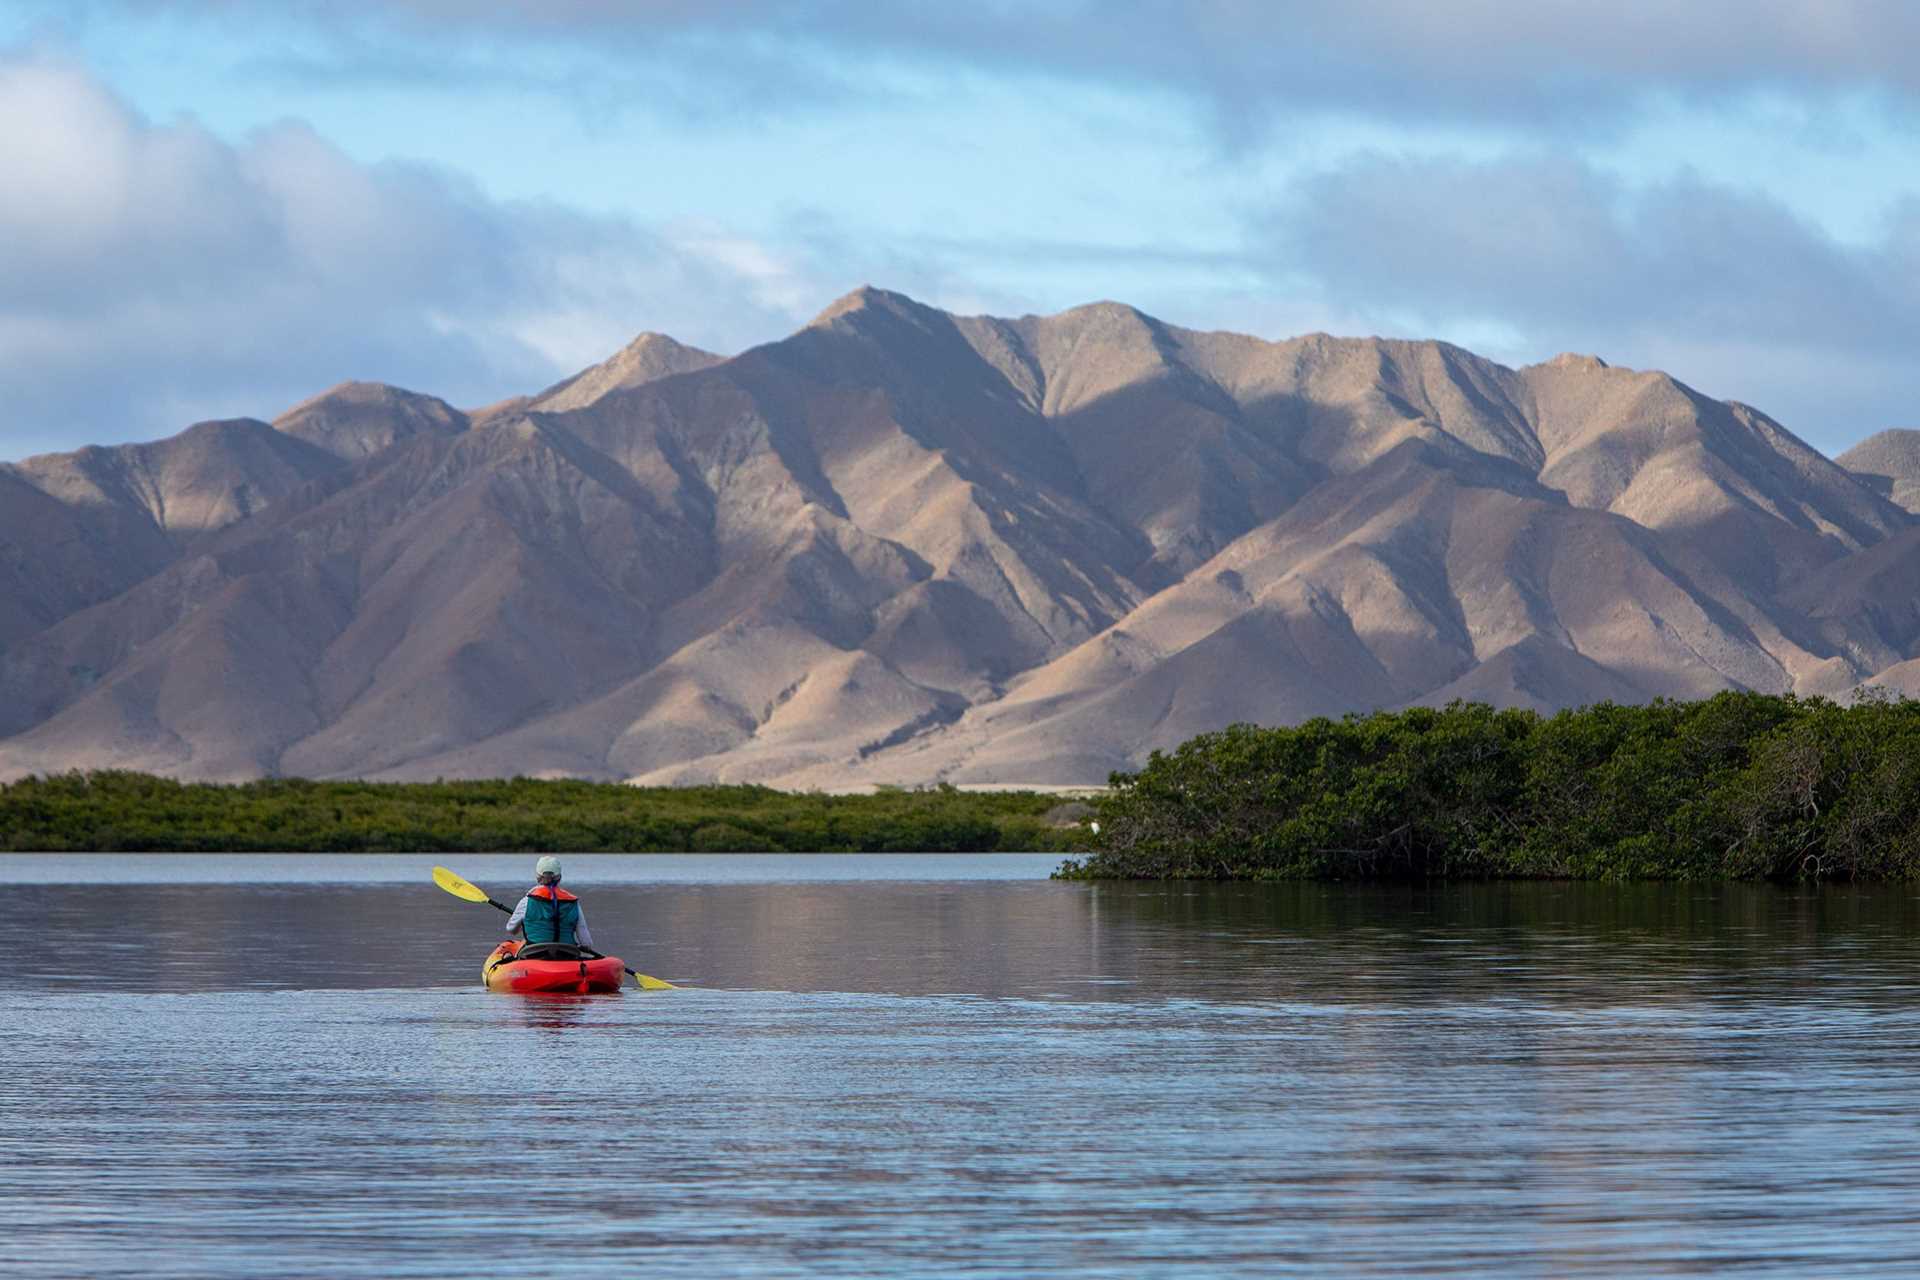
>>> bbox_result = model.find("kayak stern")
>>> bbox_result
[482,940,626,994]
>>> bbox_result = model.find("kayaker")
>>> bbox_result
[504,856,595,951]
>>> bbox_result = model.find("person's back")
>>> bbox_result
[505,856,594,950]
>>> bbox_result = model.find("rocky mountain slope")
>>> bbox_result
[2,287,1914,785]
[1838,429,1920,514]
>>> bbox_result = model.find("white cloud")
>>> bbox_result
[1263,152,1920,448]
[663,224,821,316]
[0,55,828,458]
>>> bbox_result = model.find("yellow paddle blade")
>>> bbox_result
[633,972,679,991]
[432,865,491,903]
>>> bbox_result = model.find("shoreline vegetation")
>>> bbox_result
[13,691,1919,881]
[1064,692,1920,882]
[0,775,1091,854]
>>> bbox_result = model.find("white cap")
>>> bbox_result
[534,856,563,879]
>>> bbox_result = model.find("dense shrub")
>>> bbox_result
[0,774,1091,854]
[1062,693,1920,882]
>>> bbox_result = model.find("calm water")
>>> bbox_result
[5,856,1920,1278]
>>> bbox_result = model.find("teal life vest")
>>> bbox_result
[522,884,581,945]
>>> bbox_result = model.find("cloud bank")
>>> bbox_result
[107,0,1920,134]
[1268,153,1920,442]
[6,3,1920,459]
[0,56,831,457]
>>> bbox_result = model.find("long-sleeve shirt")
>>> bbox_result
[504,895,594,949]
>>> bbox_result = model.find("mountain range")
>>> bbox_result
[5,286,1920,787]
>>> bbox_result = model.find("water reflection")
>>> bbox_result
[1084,880,1920,1008]
[11,876,1920,1006]
[513,996,609,1031]
[9,864,1920,1277]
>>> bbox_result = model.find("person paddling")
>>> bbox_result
[505,856,594,952]
[433,864,676,990]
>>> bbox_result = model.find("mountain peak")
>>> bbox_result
[1837,428,1920,514]
[283,380,426,408]
[530,331,722,412]
[807,285,928,328]
[1052,299,1152,324]
[1539,352,1611,370]
[1838,427,1920,474]
[178,415,275,438]
[272,381,466,460]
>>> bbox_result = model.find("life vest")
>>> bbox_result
[521,884,581,945]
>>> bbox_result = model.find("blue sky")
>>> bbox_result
[2,1,1917,459]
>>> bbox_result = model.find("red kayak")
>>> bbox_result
[482,940,626,994]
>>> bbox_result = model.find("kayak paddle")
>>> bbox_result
[431,865,678,990]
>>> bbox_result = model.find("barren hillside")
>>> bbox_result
[2,287,1912,785]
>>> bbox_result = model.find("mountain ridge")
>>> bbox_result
[2,287,1914,786]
